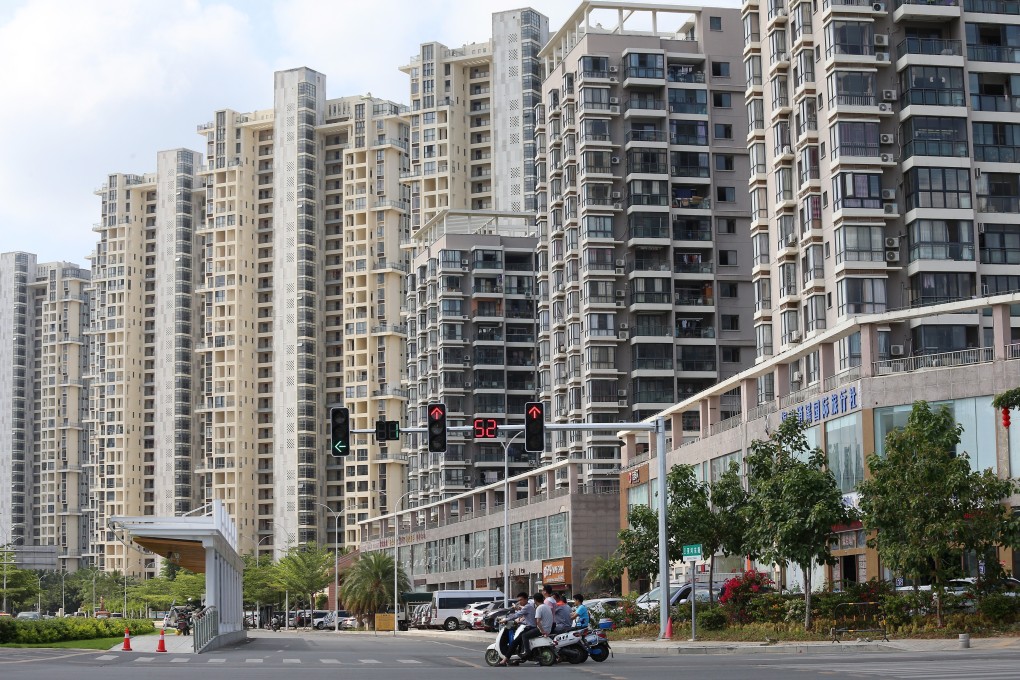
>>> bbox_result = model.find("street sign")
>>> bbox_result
[682,543,702,562]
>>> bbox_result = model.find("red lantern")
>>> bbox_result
[1003,408,1011,428]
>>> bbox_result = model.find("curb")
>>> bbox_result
[612,642,894,656]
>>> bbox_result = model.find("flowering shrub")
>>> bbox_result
[718,570,774,623]
[601,596,655,629]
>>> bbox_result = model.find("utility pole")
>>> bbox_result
[316,503,342,634]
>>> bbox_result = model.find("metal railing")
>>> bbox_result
[1007,343,1020,360]
[873,347,994,375]
[779,383,820,409]
[823,366,861,392]
[193,606,219,653]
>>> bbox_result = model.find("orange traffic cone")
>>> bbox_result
[663,618,673,640]
[122,627,133,651]
[156,629,167,653]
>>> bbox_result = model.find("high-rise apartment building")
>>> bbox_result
[0,252,91,571]
[400,8,550,227]
[534,3,755,484]
[404,210,540,509]
[742,0,1020,402]
[87,68,411,571]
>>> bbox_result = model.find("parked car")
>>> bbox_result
[461,601,500,630]
[482,605,514,632]
[636,583,722,610]
[584,597,626,616]
[411,603,433,629]
[312,610,337,629]
[16,611,41,620]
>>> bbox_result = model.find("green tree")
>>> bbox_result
[274,544,335,623]
[616,504,663,587]
[340,551,409,626]
[703,462,749,602]
[583,554,625,595]
[242,554,279,608]
[744,414,853,630]
[858,400,1020,626]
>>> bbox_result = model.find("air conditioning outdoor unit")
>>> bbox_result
[609,97,620,105]
[874,34,889,47]
[885,250,900,262]
[890,344,905,356]
[882,189,897,201]
[609,76,619,83]
[615,259,625,267]
[792,371,803,383]
[884,203,899,215]
[881,153,897,163]
[618,389,628,398]
[619,323,629,330]
[610,156,621,164]
[782,145,793,155]
[878,103,892,113]
[873,2,887,11]
[876,52,890,63]
[611,191,622,199]
[880,133,895,145]
[464,382,472,389]
[618,331,629,340]
[613,202,622,210]
[885,236,900,248]
[608,65,619,73]
[461,258,469,266]
[882,89,897,102]
[789,331,802,343]
[786,234,798,247]
[609,105,620,114]
[615,290,625,297]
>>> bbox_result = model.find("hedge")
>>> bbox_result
[0,617,155,644]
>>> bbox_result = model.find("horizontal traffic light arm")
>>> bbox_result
[349,422,657,434]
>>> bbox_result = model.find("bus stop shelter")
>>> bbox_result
[109,499,244,652]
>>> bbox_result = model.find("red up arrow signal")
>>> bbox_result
[527,405,542,419]
[430,406,445,419]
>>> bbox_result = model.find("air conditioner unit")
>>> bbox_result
[461,259,469,266]
[882,89,897,102]
[609,76,619,83]
[792,371,803,383]
[789,331,802,343]
[619,399,629,407]
[608,65,619,73]
[881,153,898,163]
[609,97,620,105]
[610,156,621,164]
[890,344,905,356]
[611,191,622,199]
[878,103,892,113]
[609,105,620,114]
[618,331,629,340]
[615,266,625,274]
[885,250,899,262]
[615,259,626,267]
[884,203,899,215]
[876,52,890,63]
[613,202,622,210]
[884,236,899,248]
[777,52,789,63]
[619,322,629,330]
[615,289,625,297]
[873,2,886,11]
[782,145,793,155]
[882,189,897,201]
[464,382,472,389]
[880,133,895,145]
[786,234,798,247]
[874,34,889,47]
[618,389,628,398]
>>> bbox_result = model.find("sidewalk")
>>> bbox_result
[108,627,195,654]
[398,627,1020,656]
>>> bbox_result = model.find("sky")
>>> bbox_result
[0,0,729,265]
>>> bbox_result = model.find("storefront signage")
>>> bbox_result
[541,557,572,585]
[781,385,860,425]
[629,469,640,483]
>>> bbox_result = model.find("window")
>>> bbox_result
[804,294,827,332]
[720,282,739,298]
[756,323,774,358]
[830,121,879,158]
[972,122,1020,163]
[580,55,610,78]
[904,167,972,211]
[718,249,738,266]
[722,347,741,363]
[721,314,740,331]
[826,71,877,107]
[668,88,708,115]
[899,65,966,107]
[715,154,734,171]
[826,414,864,493]
[908,219,974,262]
[825,21,875,57]
[711,61,731,78]
[717,217,737,233]
[625,52,664,79]
[832,172,882,210]
[835,225,885,263]
[909,272,975,306]
[717,186,736,203]
[837,277,887,314]
[981,224,1020,265]
[710,16,722,31]
[712,92,732,108]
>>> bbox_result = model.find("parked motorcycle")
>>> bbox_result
[582,625,611,662]
[484,617,556,667]
[550,627,588,664]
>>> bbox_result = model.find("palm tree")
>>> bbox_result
[340,552,409,627]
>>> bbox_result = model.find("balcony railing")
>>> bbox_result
[668,70,706,84]
[627,129,667,143]
[625,98,666,112]
[971,93,1020,112]
[873,347,993,376]
[965,0,1020,11]
[977,195,1020,213]
[675,262,714,274]
[968,45,1020,63]
[896,38,962,58]
[974,145,1020,163]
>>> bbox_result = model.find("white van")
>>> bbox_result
[430,589,504,631]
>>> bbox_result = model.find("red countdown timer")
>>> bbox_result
[472,418,499,439]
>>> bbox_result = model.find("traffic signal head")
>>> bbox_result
[524,402,545,453]
[330,407,350,457]
[427,403,447,453]
[386,420,400,440]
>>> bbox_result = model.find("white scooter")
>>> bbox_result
[550,627,588,664]
[484,618,556,667]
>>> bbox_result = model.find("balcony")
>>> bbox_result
[668,102,709,116]
[671,195,711,210]
[968,45,1020,63]
[977,195,1020,213]
[674,293,715,307]
[965,0,1020,12]
[873,347,992,376]
[675,262,714,275]
[667,69,706,84]
[971,93,1020,113]
[895,37,962,60]
[893,0,961,23]
[624,98,667,117]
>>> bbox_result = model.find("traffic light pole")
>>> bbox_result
[352,417,668,639]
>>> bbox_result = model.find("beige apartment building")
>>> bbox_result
[87,69,411,573]
[0,253,91,572]
[534,3,756,485]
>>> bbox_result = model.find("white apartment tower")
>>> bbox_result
[742,0,1020,402]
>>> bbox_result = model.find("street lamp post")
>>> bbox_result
[37,574,43,613]
[316,503,342,634]
[500,431,523,606]
[1,523,23,615]
[392,490,413,637]
[91,571,97,615]
[255,534,272,629]
[61,570,66,617]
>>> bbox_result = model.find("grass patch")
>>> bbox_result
[1,635,128,649]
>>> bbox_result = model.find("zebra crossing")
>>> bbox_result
[122,656,426,665]
[771,659,1020,680]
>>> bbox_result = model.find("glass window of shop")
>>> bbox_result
[511,522,528,563]
[627,482,649,516]
[1011,429,1020,480]
[488,527,502,567]
[473,530,487,569]
[707,450,741,482]
[874,397,997,472]
[548,513,568,558]
[529,518,548,561]
[826,413,864,493]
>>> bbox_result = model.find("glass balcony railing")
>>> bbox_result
[964,0,1019,12]
[968,45,1020,63]
[896,38,962,58]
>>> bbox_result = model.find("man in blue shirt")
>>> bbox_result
[572,593,590,629]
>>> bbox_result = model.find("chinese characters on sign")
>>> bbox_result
[781,385,860,424]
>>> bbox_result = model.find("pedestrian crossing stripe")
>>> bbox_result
[398,659,422,664]
[360,659,381,663]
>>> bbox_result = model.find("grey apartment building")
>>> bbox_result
[534,3,755,483]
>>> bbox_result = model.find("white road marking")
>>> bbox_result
[283,658,301,663]
[320,659,341,664]
[398,659,422,664]
[95,655,118,661]
[170,658,189,663]
[134,657,154,662]
[245,658,264,663]
[207,658,226,663]
[359,659,381,664]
